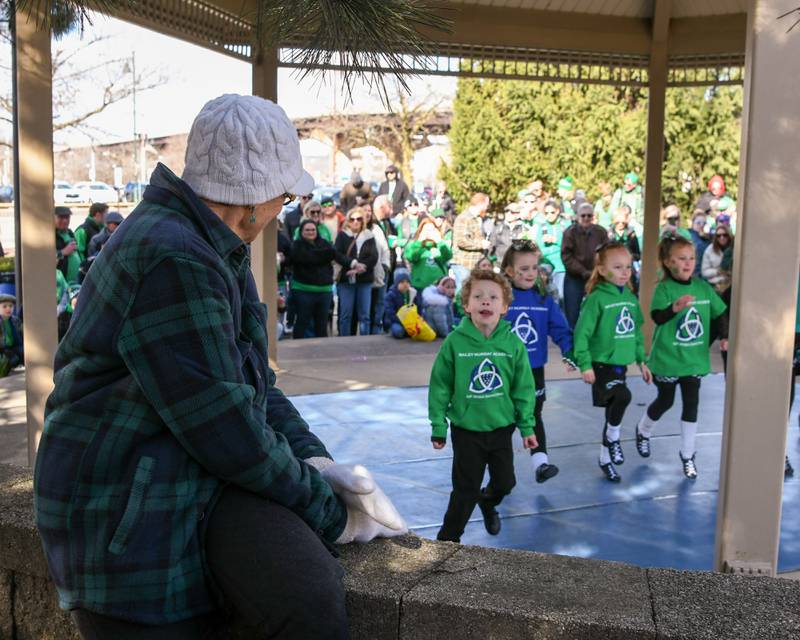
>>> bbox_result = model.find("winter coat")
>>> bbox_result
[689,229,711,278]
[487,221,513,263]
[34,163,346,624]
[339,181,374,213]
[420,285,454,338]
[701,244,728,287]
[377,178,412,215]
[370,223,392,288]
[74,216,103,263]
[56,228,80,284]
[290,236,349,292]
[451,211,485,270]
[334,228,378,284]
[561,223,608,280]
[383,283,414,330]
[88,227,113,258]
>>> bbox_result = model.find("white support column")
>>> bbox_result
[714,0,800,576]
[251,46,279,367]
[15,11,57,466]
[639,0,670,346]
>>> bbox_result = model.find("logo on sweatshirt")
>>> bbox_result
[511,312,538,344]
[469,358,504,394]
[615,307,635,335]
[676,306,704,342]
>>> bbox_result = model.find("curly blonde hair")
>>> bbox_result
[461,267,513,307]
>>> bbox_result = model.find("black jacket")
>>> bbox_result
[278,231,292,284]
[377,178,412,215]
[290,237,349,288]
[334,231,378,284]
[283,203,303,241]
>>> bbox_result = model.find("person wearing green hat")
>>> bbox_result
[55,206,81,285]
[0,292,22,376]
[556,176,584,221]
[610,172,644,229]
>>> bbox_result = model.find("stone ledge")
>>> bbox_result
[2,463,799,640]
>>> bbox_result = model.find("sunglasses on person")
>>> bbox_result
[308,208,322,215]
[349,216,364,222]
[579,213,593,219]
[716,232,730,238]
[321,200,334,207]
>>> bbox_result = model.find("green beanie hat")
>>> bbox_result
[625,172,639,185]
[558,176,575,191]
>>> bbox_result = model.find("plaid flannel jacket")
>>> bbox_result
[451,211,485,270]
[34,164,346,624]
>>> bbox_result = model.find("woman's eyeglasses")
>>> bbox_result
[716,233,730,238]
[350,217,364,222]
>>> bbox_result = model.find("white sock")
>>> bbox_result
[599,444,611,465]
[606,425,621,443]
[680,421,698,459]
[532,452,548,468]
[638,412,657,438]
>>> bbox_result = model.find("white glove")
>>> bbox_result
[304,458,407,535]
[336,506,407,544]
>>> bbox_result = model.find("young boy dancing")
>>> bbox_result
[428,268,537,543]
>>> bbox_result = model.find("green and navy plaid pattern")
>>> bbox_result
[34,164,346,624]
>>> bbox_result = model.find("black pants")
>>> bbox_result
[529,367,547,455]
[592,363,632,426]
[292,290,333,340]
[71,486,349,640]
[647,376,701,423]
[438,425,516,542]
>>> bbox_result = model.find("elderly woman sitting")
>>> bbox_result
[34,95,405,640]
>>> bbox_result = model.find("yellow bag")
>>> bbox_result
[396,303,436,342]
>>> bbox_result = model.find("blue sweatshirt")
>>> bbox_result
[505,287,573,368]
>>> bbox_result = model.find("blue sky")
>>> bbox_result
[46,15,455,147]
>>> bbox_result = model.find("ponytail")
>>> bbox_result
[585,241,633,294]
[657,233,694,281]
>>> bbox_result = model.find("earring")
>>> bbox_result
[249,214,257,223]
[247,206,256,223]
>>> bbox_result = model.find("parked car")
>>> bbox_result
[0,185,13,203]
[123,181,149,202]
[73,181,118,204]
[53,181,81,206]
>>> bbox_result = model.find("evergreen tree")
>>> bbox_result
[442,75,742,219]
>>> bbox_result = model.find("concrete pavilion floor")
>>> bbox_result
[3,335,800,575]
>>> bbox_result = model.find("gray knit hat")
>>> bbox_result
[182,94,314,206]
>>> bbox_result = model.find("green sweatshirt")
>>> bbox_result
[403,240,452,290]
[647,277,726,377]
[428,317,535,440]
[573,280,645,371]
[535,220,567,273]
